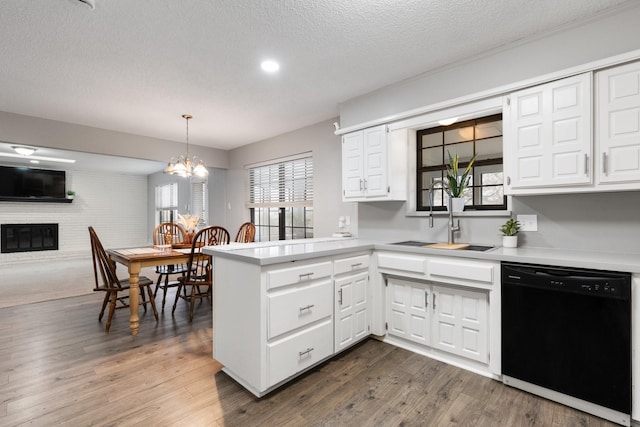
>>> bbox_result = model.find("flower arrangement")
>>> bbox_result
[445,151,477,198]
[177,214,200,233]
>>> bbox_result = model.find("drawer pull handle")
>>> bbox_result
[299,347,314,358]
[299,304,315,313]
[351,263,362,269]
[299,272,314,281]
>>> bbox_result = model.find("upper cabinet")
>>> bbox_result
[342,125,407,202]
[504,62,640,195]
[596,61,640,186]
[503,73,593,194]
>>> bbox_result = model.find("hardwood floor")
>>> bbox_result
[0,291,618,427]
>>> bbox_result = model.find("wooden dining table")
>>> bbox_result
[106,245,198,335]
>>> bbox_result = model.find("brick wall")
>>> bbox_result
[0,169,148,265]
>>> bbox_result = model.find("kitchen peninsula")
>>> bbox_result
[205,238,640,424]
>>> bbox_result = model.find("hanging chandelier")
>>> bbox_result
[163,114,209,177]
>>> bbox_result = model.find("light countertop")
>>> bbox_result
[203,237,640,273]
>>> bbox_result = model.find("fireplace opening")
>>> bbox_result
[1,223,59,253]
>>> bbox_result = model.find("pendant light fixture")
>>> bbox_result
[164,114,209,178]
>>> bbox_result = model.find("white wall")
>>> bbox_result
[226,119,358,239]
[0,169,148,265]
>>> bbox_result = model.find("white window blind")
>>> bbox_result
[191,180,207,226]
[155,183,178,209]
[248,156,313,208]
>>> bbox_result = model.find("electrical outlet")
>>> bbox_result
[517,214,538,232]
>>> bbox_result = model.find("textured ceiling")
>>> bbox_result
[0,0,633,150]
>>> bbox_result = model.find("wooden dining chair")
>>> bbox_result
[88,226,158,332]
[172,225,230,322]
[152,222,191,310]
[235,222,256,243]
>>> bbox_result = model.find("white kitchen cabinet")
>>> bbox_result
[341,125,407,201]
[334,270,369,352]
[503,73,593,193]
[377,251,500,377]
[386,278,430,346]
[213,250,373,397]
[386,278,489,364]
[596,60,640,186]
[431,284,488,363]
[334,254,370,353]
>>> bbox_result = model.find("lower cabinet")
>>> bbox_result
[334,270,369,352]
[213,252,372,397]
[267,319,334,387]
[386,277,489,364]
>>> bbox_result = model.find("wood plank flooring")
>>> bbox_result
[0,290,618,426]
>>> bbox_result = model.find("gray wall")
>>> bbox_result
[339,3,640,129]
[226,118,358,240]
[347,3,640,253]
[357,192,640,253]
[0,110,228,169]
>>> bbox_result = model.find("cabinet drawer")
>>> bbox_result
[334,254,370,275]
[267,261,332,290]
[267,319,333,387]
[268,279,333,339]
[428,259,495,284]
[377,252,427,274]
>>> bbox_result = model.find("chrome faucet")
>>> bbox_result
[428,181,460,244]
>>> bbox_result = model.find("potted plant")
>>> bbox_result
[66,190,76,200]
[499,218,521,248]
[445,151,477,211]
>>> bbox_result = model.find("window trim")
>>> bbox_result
[246,153,314,241]
[387,97,512,217]
[416,113,506,212]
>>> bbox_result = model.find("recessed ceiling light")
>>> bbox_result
[438,117,458,126]
[12,146,37,156]
[0,152,76,164]
[261,60,280,73]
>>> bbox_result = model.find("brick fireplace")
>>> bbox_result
[1,223,59,253]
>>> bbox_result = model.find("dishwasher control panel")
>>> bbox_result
[502,262,630,300]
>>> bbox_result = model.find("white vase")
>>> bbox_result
[502,235,518,248]
[448,197,465,212]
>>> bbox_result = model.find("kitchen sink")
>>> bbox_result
[391,240,495,252]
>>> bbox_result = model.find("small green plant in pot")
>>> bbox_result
[445,151,477,211]
[66,190,76,199]
[500,218,521,248]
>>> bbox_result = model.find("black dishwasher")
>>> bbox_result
[501,262,631,426]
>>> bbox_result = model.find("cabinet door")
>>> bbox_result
[504,73,592,192]
[597,61,640,184]
[342,131,365,199]
[362,125,388,197]
[431,285,488,363]
[386,278,430,346]
[335,271,369,352]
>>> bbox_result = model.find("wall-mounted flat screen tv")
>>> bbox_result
[0,165,66,201]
